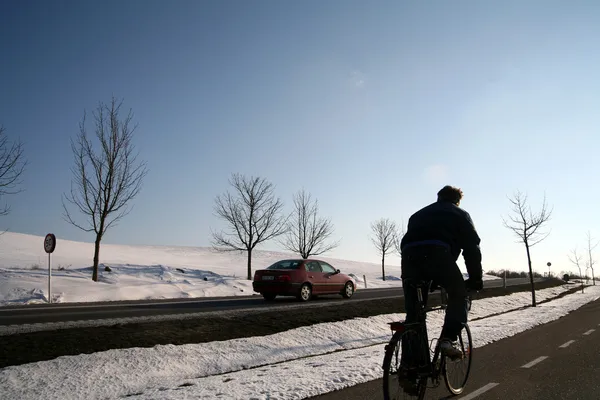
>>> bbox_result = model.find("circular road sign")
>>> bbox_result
[547,262,552,267]
[44,233,56,254]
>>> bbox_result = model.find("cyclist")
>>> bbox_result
[397,185,483,394]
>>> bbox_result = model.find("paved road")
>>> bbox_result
[0,277,534,326]
[309,292,600,399]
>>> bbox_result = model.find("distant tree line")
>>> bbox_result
[485,270,545,279]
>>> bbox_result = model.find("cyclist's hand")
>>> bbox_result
[465,278,483,291]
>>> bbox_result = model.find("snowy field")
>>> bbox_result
[1,284,597,400]
[0,232,499,305]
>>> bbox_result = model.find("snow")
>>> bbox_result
[132,284,600,400]
[1,284,595,400]
[0,232,499,305]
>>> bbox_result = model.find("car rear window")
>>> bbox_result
[266,260,302,270]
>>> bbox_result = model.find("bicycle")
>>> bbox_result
[382,279,475,399]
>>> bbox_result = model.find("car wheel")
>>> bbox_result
[342,281,354,299]
[262,293,276,301]
[298,283,312,302]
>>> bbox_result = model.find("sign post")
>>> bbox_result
[44,233,56,304]
[547,262,552,278]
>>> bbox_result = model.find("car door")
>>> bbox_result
[305,261,325,294]
[319,261,345,293]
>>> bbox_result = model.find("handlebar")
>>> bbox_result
[466,290,480,311]
[434,288,478,312]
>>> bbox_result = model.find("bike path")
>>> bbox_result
[308,295,600,399]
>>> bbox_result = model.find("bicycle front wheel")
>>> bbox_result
[443,322,473,395]
[382,329,427,400]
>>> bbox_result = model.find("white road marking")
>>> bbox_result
[521,356,548,368]
[559,340,575,348]
[583,329,595,335]
[458,383,500,399]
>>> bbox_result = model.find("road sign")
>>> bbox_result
[44,233,56,254]
[547,262,552,267]
[44,233,56,303]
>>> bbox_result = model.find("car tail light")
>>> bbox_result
[277,275,291,282]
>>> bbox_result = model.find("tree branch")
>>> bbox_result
[0,125,28,216]
[210,173,288,279]
[370,218,398,257]
[279,188,338,258]
[502,190,552,247]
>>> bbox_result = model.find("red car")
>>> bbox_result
[252,258,357,301]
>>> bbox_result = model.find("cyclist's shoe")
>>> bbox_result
[440,339,463,360]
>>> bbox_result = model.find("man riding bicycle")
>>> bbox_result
[398,185,483,394]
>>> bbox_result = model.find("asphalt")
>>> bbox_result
[0,277,534,326]
[308,291,600,400]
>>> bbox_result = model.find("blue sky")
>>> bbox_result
[1,0,600,275]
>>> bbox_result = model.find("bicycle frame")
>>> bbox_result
[414,282,447,383]
[385,280,474,391]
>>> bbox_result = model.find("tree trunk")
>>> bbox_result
[525,242,536,307]
[92,235,101,282]
[593,269,596,285]
[382,253,386,281]
[247,248,252,280]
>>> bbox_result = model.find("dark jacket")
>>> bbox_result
[400,199,482,280]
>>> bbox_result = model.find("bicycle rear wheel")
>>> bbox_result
[443,322,473,395]
[382,328,427,400]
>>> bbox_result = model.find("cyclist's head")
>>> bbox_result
[437,185,463,206]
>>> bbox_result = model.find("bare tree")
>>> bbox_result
[394,218,407,256]
[568,247,585,293]
[62,97,148,282]
[370,218,398,281]
[280,188,339,259]
[211,173,288,280]
[0,125,27,217]
[502,190,552,306]
[585,230,598,285]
